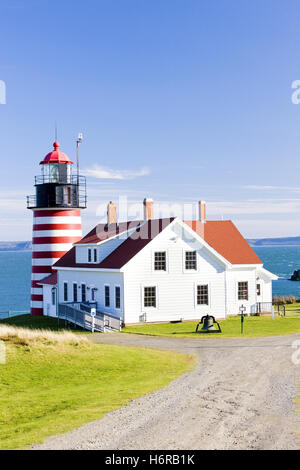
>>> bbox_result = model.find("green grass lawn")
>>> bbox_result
[0,314,82,331]
[123,315,300,338]
[283,303,300,318]
[0,334,193,450]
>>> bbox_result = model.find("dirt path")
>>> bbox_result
[32,333,300,450]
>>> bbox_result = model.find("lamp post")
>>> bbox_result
[239,304,246,334]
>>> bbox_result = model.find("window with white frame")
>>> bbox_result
[73,283,78,302]
[93,248,97,263]
[144,287,156,308]
[88,248,92,262]
[115,286,121,309]
[63,282,68,302]
[197,285,209,305]
[105,285,110,307]
[256,284,261,296]
[81,283,86,302]
[51,288,56,306]
[154,251,166,271]
[185,251,197,270]
[238,282,248,300]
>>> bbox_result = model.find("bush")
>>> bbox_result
[272,295,297,305]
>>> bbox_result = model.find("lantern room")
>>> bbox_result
[27,141,87,209]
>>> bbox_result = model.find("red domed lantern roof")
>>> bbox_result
[40,142,73,165]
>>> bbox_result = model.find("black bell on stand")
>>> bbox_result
[196,314,222,333]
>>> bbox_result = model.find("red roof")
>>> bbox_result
[40,142,73,165]
[184,220,262,265]
[54,218,262,270]
[54,218,175,270]
[77,220,143,245]
[38,272,58,285]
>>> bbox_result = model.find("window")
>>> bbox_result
[144,287,156,308]
[88,249,92,262]
[81,283,86,302]
[63,186,71,205]
[91,288,95,301]
[185,251,197,270]
[238,282,248,300]
[115,286,121,309]
[51,288,56,306]
[73,283,78,302]
[154,252,166,271]
[63,282,68,302]
[257,284,261,296]
[105,285,110,307]
[197,285,209,305]
[93,248,97,263]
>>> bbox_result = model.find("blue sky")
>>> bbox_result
[1,0,300,239]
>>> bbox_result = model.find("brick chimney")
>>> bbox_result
[107,201,117,225]
[198,201,206,223]
[143,198,154,220]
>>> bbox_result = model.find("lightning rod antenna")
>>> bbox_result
[76,132,83,185]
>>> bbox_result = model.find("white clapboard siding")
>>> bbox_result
[123,223,227,323]
[57,270,124,320]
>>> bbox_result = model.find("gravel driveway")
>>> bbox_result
[32,333,300,450]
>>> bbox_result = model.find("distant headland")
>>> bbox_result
[0,241,32,251]
[1,236,300,251]
[247,236,300,247]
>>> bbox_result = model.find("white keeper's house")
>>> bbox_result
[38,198,277,325]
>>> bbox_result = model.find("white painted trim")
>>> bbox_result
[55,267,121,273]
[151,249,169,274]
[114,284,121,310]
[141,284,159,311]
[236,280,249,302]
[63,281,69,302]
[182,248,198,274]
[104,284,111,308]
[257,267,278,280]
[194,282,210,309]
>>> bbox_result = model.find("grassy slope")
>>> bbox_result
[123,315,300,338]
[0,314,81,331]
[0,336,194,450]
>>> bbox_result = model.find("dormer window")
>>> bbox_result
[88,249,92,262]
[93,248,97,263]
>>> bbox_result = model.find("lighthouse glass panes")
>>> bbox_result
[144,287,156,308]
[42,163,71,183]
[238,282,248,300]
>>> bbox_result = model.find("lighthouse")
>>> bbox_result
[27,141,87,316]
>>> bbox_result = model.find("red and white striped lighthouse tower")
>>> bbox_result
[27,141,86,315]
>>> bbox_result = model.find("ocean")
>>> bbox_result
[0,246,300,313]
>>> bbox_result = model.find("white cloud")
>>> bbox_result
[82,165,150,180]
[244,185,300,192]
